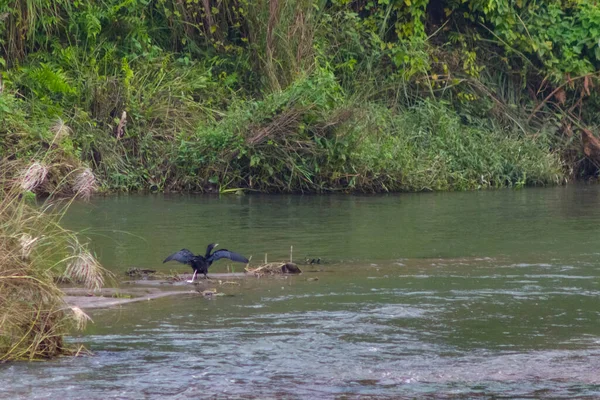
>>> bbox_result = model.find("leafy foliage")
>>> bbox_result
[2,0,599,192]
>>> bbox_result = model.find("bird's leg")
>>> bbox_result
[204,273,209,280]
[187,270,198,283]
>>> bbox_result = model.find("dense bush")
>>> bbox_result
[1,0,598,192]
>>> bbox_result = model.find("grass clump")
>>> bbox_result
[347,101,564,191]
[0,158,110,362]
[171,68,563,193]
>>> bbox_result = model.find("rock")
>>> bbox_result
[281,262,302,274]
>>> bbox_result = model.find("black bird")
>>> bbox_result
[163,243,249,283]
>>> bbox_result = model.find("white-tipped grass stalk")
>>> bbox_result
[49,118,72,145]
[11,155,98,202]
[69,306,92,331]
[63,239,105,290]
[18,162,49,192]
[45,166,98,201]
[18,233,43,259]
[71,168,97,201]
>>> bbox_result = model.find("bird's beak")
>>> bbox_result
[214,243,219,248]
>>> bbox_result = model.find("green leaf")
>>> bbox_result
[250,154,261,167]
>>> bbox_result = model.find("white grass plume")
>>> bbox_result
[19,162,48,192]
[72,168,97,200]
[65,240,104,290]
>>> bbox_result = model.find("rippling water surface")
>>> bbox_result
[2,186,600,398]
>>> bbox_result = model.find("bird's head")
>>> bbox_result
[207,243,219,252]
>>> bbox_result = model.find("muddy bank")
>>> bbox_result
[62,273,253,309]
[61,270,309,309]
[63,287,196,309]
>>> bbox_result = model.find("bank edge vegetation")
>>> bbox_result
[2,0,599,194]
[0,157,110,361]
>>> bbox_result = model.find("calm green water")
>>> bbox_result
[2,186,600,398]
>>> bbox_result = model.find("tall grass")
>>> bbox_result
[245,0,320,91]
[0,158,109,361]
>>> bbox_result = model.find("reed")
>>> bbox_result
[0,158,110,361]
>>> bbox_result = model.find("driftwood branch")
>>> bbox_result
[115,111,127,139]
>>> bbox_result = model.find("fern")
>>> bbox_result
[23,63,75,96]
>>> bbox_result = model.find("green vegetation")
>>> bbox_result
[0,0,598,361]
[2,0,600,193]
[0,158,109,361]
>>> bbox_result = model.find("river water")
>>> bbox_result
[2,186,600,398]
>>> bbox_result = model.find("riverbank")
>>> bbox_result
[2,1,599,194]
[62,273,254,309]
[1,79,566,194]
[63,263,312,309]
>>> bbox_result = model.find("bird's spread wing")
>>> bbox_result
[163,249,195,264]
[208,249,249,264]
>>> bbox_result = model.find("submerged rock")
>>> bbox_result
[281,262,302,274]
